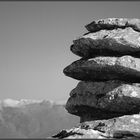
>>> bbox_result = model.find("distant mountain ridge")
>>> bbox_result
[0,98,66,107]
[0,99,79,138]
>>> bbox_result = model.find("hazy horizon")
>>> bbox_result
[0,1,140,101]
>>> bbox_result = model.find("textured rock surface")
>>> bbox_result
[85,18,140,32]
[52,114,140,139]
[71,27,140,58]
[52,128,107,139]
[63,55,140,82]
[66,80,140,121]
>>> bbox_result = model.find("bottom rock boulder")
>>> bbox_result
[52,114,140,139]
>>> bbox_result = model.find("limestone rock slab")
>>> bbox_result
[71,28,140,58]
[85,18,140,32]
[66,80,140,121]
[52,114,140,139]
[63,56,140,82]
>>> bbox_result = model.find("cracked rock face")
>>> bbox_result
[52,114,140,139]
[52,128,107,139]
[85,18,140,32]
[71,27,140,58]
[63,55,140,82]
[66,80,140,121]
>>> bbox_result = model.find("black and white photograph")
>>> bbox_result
[0,0,140,139]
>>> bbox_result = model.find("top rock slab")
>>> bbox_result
[85,18,140,32]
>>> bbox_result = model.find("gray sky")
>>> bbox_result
[0,1,140,101]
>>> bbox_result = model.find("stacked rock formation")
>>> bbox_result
[52,18,140,139]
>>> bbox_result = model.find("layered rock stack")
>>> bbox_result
[52,18,140,139]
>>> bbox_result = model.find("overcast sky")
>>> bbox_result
[0,1,140,101]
